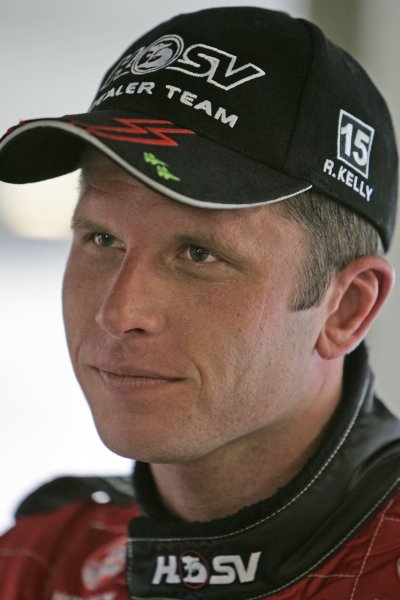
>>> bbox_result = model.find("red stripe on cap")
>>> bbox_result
[69,117,195,146]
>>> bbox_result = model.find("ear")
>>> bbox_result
[316,256,394,360]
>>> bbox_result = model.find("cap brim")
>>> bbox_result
[0,110,311,209]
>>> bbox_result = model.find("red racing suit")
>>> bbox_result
[1,344,400,599]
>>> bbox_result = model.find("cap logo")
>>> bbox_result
[337,109,375,178]
[131,35,185,74]
[70,118,195,146]
[143,152,181,182]
[323,109,375,202]
[100,36,265,93]
[169,43,265,91]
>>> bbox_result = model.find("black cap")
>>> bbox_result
[0,7,397,248]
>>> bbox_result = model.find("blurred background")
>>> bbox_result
[1,0,399,533]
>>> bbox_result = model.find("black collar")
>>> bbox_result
[127,344,400,599]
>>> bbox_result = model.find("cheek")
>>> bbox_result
[183,286,278,397]
[62,258,81,366]
[62,251,100,355]
[188,280,302,425]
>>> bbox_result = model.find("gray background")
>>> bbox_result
[1,0,399,533]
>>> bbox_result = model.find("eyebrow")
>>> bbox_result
[71,214,111,235]
[175,231,221,248]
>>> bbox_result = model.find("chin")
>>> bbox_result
[94,422,208,464]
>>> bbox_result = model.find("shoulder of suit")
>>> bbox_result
[15,473,135,517]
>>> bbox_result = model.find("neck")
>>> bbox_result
[151,360,344,522]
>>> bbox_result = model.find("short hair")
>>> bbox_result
[274,190,384,311]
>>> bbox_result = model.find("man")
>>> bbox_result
[0,6,399,599]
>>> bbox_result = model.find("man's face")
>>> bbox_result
[63,152,325,464]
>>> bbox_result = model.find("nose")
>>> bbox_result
[95,255,167,338]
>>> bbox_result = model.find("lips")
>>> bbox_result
[91,364,183,379]
[90,364,184,394]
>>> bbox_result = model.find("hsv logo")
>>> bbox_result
[152,550,262,588]
[131,35,184,74]
[179,550,210,589]
[102,34,265,92]
[169,43,265,91]
[70,118,195,146]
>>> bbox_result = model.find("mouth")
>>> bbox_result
[91,365,184,394]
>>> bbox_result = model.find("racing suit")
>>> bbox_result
[1,343,400,599]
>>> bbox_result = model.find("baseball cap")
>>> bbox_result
[0,6,397,249]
